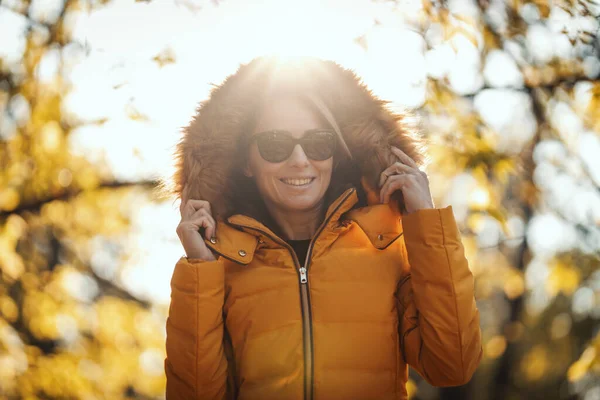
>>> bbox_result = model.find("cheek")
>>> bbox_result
[315,160,333,179]
[248,148,280,179]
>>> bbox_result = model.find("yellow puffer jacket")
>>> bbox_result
[165,187,482,400]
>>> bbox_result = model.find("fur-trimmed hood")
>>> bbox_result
[172,56,426,225]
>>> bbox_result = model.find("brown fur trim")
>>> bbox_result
[170,56,427,223]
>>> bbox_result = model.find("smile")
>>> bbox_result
[279,177,315,187]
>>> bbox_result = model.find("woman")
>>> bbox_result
[164,56,482,400]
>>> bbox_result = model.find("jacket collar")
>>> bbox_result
[204,185,403,265]
[345,203,403,250]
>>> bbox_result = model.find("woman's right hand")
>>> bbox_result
[176,185,217,261]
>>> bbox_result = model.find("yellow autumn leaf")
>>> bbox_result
[504,272,525,299]
[546,260,581,297]
[568,346,597,382]
[485,335,507,359]
[521,345,549,381]
[152,48,176,68]
[0,187,20,211]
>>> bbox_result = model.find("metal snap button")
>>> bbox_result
[377,234,384,240]
[209,237,217,244]
[238,250,247,257]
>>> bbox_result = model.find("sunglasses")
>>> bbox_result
[250,129,337,163]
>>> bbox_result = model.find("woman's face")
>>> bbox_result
[245,96,333,215]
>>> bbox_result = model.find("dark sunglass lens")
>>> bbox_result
[256,133,293,163]
[303,131,336,160]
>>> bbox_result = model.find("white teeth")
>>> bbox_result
[281,178,313,186]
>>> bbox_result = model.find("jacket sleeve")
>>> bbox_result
[165,256,230,399]
[396,206,482,387]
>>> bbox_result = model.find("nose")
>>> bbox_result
[287,144,310,166]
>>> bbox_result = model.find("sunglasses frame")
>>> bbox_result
[250,129,338,163]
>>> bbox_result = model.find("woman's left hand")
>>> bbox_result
[379,146,435,214]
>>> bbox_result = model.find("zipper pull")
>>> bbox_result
[299,267,308,284]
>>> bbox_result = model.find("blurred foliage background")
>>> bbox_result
[0,0,599,399]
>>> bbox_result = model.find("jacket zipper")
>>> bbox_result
[298,262,313,400]
[230,188,356,400]
[295,187,355,400]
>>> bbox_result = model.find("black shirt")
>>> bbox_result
[286,239,311,266]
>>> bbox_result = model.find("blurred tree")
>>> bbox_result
[366,0,600,399]
[0,0,166,399]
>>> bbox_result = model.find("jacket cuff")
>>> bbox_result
[181,255,213,264]
[171,256,224,293]
[401,206,461,246]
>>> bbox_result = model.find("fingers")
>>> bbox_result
[192,215,215,239]
[190,208,216,239]
[379,174,412,204]
[181,197,212,220]
[180,185,212,217]
[177,214,216,240]
[391,146,418,169]
[379,162,415,188]
[178,187,216,238]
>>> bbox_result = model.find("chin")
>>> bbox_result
[280,197,321,211]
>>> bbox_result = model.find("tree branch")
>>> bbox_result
[0,180,160,218]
